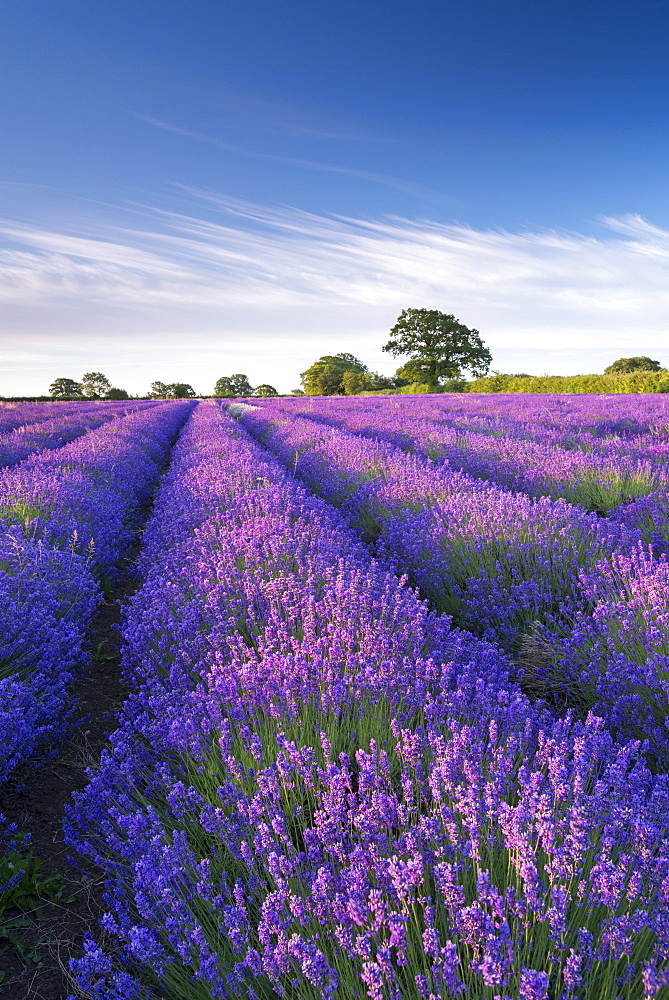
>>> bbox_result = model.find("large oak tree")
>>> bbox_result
[383,308,491,386]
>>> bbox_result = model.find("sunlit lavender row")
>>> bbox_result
[60,401,669,999]
[0,400,133,437]
[253,395,669,521]
[237,400,669,762]
[0,399,154,469]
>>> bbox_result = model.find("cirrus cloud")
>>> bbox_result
[1,192,668,394]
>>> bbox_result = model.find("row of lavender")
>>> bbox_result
[0,400,123,436]
[0,399,157,469]
[234,402,669,766]
[341,393,669,439]
[273,394,669,452]
[265,395,669,524]
[66,402,669,1000]
[0,401,194,785]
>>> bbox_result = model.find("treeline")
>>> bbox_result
[49,373,132,400]
[212,375,279,397]
[298,352,468,396]
[301,348,669,397]
[23,314,669,400]
[300,358,669,397]
[40,373,281,401]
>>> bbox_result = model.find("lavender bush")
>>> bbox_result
[533,544,669,764]
[256,395,669,514]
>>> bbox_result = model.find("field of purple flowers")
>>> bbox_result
[2,395,669,999]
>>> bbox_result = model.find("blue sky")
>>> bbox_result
[2,0,669,395]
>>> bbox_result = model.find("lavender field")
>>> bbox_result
[2,395,669,1000]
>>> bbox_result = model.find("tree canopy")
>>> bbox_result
[366,372,396,391]
[301,353,368,396]
[604,356,665,375]
[214,374,254,397]
[81,372,112,398]
[150,381,196,398]
[106,387,130,400]
[50,377,83,399]
[149,381,170,398]
[383,308,491,386]
[252,384,278,397]
[167,383,196,398]
[300,355,398,395]
[340,370,370,396]
[393,359,435,387]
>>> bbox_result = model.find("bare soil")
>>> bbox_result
[0,574,135,998]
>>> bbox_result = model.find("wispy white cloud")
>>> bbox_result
[1,196,668,394]
[136,116,452,205]
[134,89,383,144]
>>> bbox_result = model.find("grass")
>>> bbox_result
[0,832,70,982]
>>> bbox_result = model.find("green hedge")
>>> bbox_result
[468,372,669,394]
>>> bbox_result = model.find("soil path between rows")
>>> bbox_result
[0,556,138,998]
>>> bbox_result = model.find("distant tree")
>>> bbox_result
[214,374,254,397]
[165,383,196,398]
[149,381,170,398]
[253,384,279,397]
[366,372,396,391]
[604,356,665,375]
[105,387,130,400]
[50,377,83,399]
[301,353,368,396]
[383,308,492,387]
[80,372,112,398]
[291,388,306,396]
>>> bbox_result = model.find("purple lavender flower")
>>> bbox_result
[519,967,550,1000]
